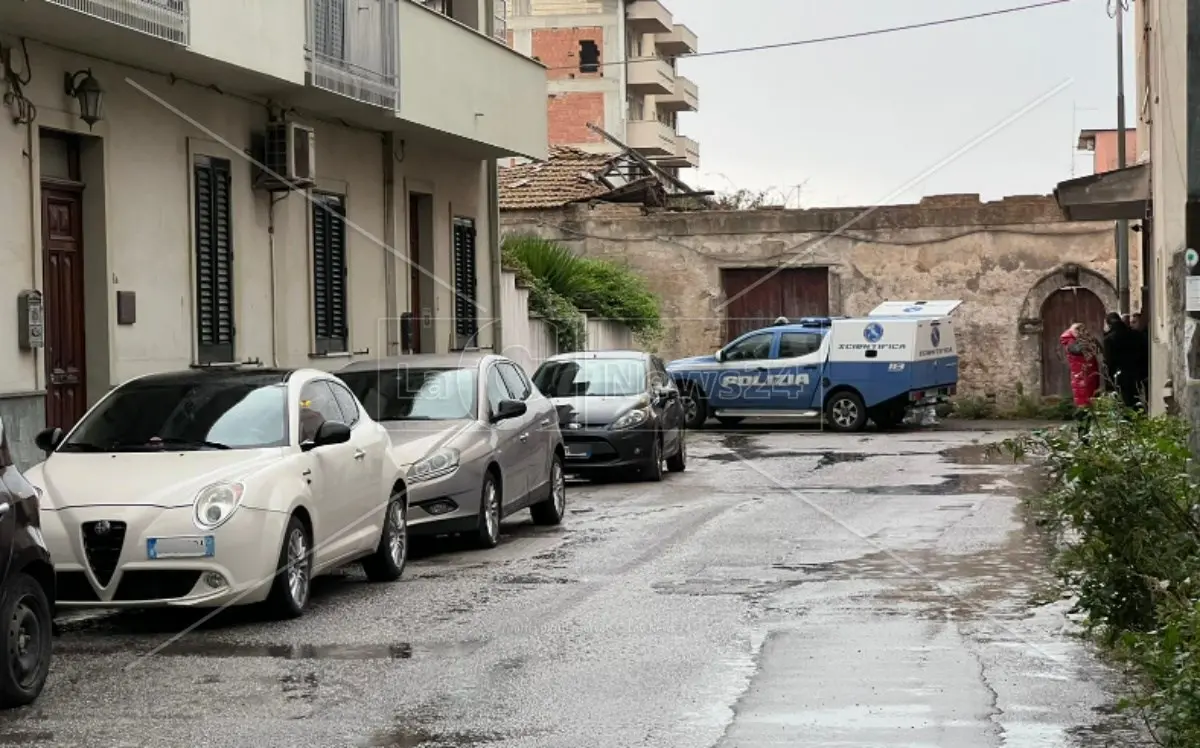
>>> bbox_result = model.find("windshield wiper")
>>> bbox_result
[157,437,231,450]
[126,437,231,450]
[57,442,105,453]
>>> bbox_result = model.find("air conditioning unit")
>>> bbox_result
[256,121,316,191]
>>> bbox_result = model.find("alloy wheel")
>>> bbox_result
[552,460,566,515]
[832,398,859,429]
[484,481,500,542]
[286,528,310,607]
[388,501,407,567]
[683,396,699,424]
[9,597,42,691]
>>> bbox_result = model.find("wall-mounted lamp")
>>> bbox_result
[63,69,104,129]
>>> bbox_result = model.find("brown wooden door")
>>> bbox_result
[42,187,87,431]
[407,194,422,353]
[1040,287,1106,397]
[720,268,830,342]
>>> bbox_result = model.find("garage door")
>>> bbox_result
[720,268,830,342]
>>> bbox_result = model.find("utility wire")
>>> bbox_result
[548,0,1073,71]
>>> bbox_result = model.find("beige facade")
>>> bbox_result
[501,196,1126,402]
[0,0,547,467]
[1133,0,1187,421]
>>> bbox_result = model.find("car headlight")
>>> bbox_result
[609,408,649,431]
[193,482,245,531]
[407,448,460,484]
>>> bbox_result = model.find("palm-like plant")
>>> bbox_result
[502,235,586,298]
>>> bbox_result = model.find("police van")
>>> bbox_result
[665,300,961,432]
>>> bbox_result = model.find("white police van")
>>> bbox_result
[666,300,961,432]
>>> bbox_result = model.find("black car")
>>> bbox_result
[532,351,687,481]
[0,416,54,708]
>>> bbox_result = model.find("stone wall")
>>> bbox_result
[500,194,1134,401]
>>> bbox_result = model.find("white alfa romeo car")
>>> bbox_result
[23,367,408,619]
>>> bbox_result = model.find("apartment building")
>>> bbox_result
[0,0,547,467]
[504,0,699,173]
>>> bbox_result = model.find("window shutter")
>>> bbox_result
[194,156,234,364]
[313,194,348,354]
[313,0,345,62]
[452,217,478,347]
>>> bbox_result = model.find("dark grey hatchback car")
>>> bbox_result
[533,351,687,481]
[0,417,54,708]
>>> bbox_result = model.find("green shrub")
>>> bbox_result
[999,396,1200,745]
[501,234,661,348]
[953,396,996,419]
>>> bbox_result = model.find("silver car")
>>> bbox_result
[338,353,566,548]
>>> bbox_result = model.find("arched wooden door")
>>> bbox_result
[1040,288,1107,397]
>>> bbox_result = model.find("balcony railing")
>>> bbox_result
[627,57,674,95]
[307,0,400,110]
[411,0,507,42]
[45,0,189,45]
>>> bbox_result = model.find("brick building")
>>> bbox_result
[504,0,700,175]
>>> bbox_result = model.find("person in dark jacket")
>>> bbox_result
[1129,312,1150,408]
[1102,312,1141,409]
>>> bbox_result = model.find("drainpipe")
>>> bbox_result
[383,133,399,356]
[485,0,503,355]
[267,194,286,368]
[25,118,40,393]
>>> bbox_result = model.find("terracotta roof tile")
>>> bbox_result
[498,146,618,210]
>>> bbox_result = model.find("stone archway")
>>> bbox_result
[1016,263,1118,398]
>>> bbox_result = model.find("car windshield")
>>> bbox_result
[340,367,478,421]
[59,379,289,452]
[533,358,646,397]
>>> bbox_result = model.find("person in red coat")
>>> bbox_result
[1061,322,1101,407]
[1061,322,1101,438]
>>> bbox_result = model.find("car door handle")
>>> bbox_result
[519,433,529,442]
[539,418,551,426]
[354,449,366,461]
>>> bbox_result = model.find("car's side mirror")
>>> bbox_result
[302,421,351,451]
[714,349,725,363]
[492,399,527,423]
[34,427,63,455]
[654,386,677,402]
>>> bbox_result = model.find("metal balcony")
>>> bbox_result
[44,0,189,44]
[655,75,697,112]
[625,0,671,35]
[307,0,400,110]
[655,24,696,57]
[627,57,674,96]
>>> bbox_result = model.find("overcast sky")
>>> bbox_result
[673,0,1137,207]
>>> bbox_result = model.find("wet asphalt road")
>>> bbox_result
[0,425,1143,747]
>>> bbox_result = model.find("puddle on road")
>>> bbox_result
[156,641,415,660]
[365,722,532,747]
[52,639,415,660]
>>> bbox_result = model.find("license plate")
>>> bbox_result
[565,445,591,459]
[147,536,215,559]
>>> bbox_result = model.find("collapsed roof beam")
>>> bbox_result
[586,122,696,195]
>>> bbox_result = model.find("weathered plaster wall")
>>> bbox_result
[501,194,1131,400]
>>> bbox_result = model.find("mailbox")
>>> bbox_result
[17,290,44,351]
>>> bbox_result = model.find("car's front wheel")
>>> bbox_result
[680,387,708,430]
[265,515,312,619]
[474,472,502,549]
[641,434,664,482]
[0,572,51,709]
[666,433,687,473]
[363,494,407,582]
[530,454,566,526]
